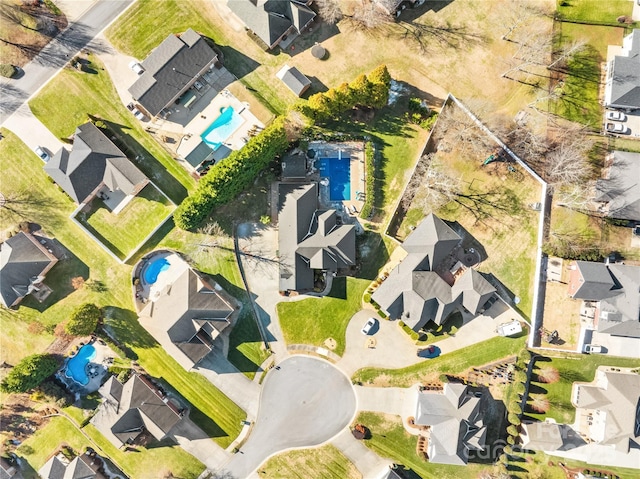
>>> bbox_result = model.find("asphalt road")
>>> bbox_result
[0,0,133,124]
[219,356,357,478]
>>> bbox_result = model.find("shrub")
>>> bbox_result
[65,303,101,336]
[27,322,46,335]
[0,64,17,78]
[536,365,560,384]
[359,142,376,219]
[529,394,550,413]
[174,117,289,230]
[508,413,521,426]
[0,354,60,393]
[363,292,372,303]
[506,425,519,436]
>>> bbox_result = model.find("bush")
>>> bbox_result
[174,117,290,230]
[65,303,101,336]
[0,64,17,78]
[0,354,60,393]
[359,142,376,219]
[508,413,521,426]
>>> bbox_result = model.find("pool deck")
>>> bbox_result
[62,340,116,394]
[134,251,190,311]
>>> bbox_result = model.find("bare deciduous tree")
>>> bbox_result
[548,39,586,70]
[316,0,343,24]
[347,2,391,30]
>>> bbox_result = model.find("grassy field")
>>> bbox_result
[78,184,175,260]
[526,352,640,424]
[28,54,195,203]
[258,444,361,479]
[556,0,634,24]
[355,412,498,479]
[550,23,624,126]
[14,416,205,479]
[352,335,526,387]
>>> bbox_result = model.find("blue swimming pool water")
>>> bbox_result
[201,106,245,150]
[65,344,96,386]
[144,257,170,285]
[317,157,351,200]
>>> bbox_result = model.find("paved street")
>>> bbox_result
[0,0,134,123]
[218,356,356,478]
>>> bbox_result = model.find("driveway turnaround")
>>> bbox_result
[219,356,357,478]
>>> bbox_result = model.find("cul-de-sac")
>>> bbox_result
[1,1,640,478]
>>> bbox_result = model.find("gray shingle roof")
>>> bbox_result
[606,29,640,109]
[38,454,98,479]
[520,422,585,452]
[44,123,147,204]
[402,213,461,269]
[595,151,640,222]
[227,0,315,49]
[0,232,57,308]
[276,65,311,97]
[571,261,618,300]
[129,29,217,116]
[278,183,355,292]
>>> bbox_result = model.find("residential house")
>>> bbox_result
[91,374,184,448]
[278,182,356,293]
[44,122,148,206]
[0,231,58,308]
[520,421,585,452]
[372,213,496,332]
[38,452,104,479]
[228,0,316,50]
[374,0,419,17]
[138,255,236,370]
[571,368,640,453]
[568,261,640,338]
[128,28,218,117]
[276,65,311,97]
[414,383,488,465]
[604,29,640,111]
[593,151,640,222]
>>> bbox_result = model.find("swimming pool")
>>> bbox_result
[317,157,351,201]
[201,106,245,150]
[143,257,170,285]
[65,344,96,386]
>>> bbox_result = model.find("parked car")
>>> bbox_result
[583,344,603,354]
[131,107,147,121]
[361,318,376,335]
[606,122,629,134]
[605,111,626,121]
[417,345,440,359]
[34,146,50,162]
[128,61,144,75]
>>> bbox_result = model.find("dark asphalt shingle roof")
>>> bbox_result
[129,29,217,116]
[276,65,311,96]
[44,123,147,204]
[0,232,57,308]
[571,261,618,300]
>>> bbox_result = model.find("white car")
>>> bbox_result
[583,344,603,354]
[361,318,376,335]
[34,146,50,162]
[606,122,629,134]
[128,61,144,75]
[131,107,147,121]
[605,111,626,121]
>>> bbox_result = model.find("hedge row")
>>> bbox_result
[299,65,391,123]
[174,117,289,230]
[398,320,420,341]
[359,142,376,219]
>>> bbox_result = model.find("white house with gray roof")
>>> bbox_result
[278,183,356,293]
[128,28,218,117]
[568,261,640,338]
[414,382,488,465]
[604,29,640,111]
[372,214,496,332]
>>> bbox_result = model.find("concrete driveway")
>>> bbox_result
[169,417,231,470]
[218,356,356,478]
[3,103,64,156]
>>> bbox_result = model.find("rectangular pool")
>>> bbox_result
[201,106,245,150]
[317,157,351,201]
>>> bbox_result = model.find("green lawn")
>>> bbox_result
[556,0,634,24]
[14,416,205,479]
[355,412,498,479]
[526,353,640,424]
[28,54,195,203]
[277,277,369,356]
[352,335,526,387]
[258,444,361,479]
[77,184,175,261]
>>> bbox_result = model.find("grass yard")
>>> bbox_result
[28,54,195,203]
[352,335,526,387]
[556,0,634,24]
[540,282,582,350]
[355,412,498,479]
[526,353,640,424]
[77,183,175,261]
[258,444,361,479]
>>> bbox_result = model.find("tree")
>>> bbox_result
[368,64,392,108]
[0,353,60,393]
[65,303,101,336]
[348,2,391,30]
[348,73,373,106]
[529,394,550,413]
[316,0,343,24]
